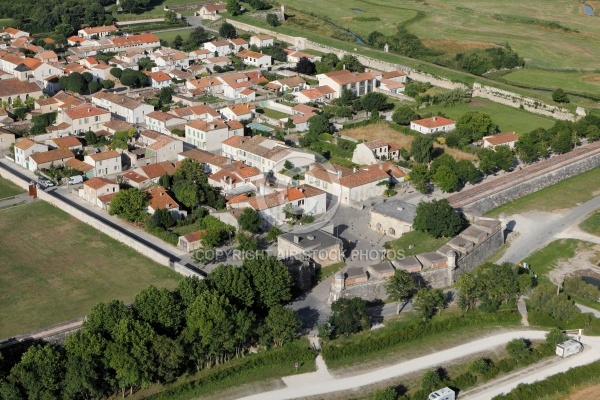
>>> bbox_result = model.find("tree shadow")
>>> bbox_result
[295,306,321,333]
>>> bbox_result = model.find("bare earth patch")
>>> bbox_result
[582,74,600,83]
[342,123,414,148]
[549,243,600,285]
[566,384,600,400]
[435,143,478,161]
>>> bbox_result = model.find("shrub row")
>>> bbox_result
[322,311,519,362]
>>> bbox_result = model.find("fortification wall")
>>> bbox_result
[463,153,600,215]
[472,83,577,121]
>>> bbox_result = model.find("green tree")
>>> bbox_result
[158,173,172,189]
[455,159,480,184]
[455,272,477,311]
[410,135,434,163]
[208,264,255,308]
[455,111,497,144]
[468,358,490,377]
[12,107,26,121]
[551,129,574,154]
[189,26,210,46]
[8,344,65,400]
[307,114,331,135]
[337,54,364,72]
[219,22,237,38]
[413,288,445,321]
[413,199,464,238]
[227,0,241,15]
[545,328,566,348]
[152,335,184,383]
[88,81,102,93]
[102,79,115,89]
[264,306,299,347]
[173,180,200,209]
[110,67,122,79]
[552,88,570,103]
[165,10,177,23]
[109,188,148,222]
[409,163,430,194]
[245,254,292,309]
[172,34,184,49]
[432,164,459,192]
[138,57,156,71]
[63,330,110,400]
[371,387,398,400]
[237,232,259,251]
[158,86,174,104]
[85,130,98,145]
[267,225,283,242]
[506,338,531,364]
[385,269,415,314]
[392,105,419,125]
[328,297,370,337]
[266,13,280,27]
[494,145,515,171]
[354,92,392,112]
[133,285,183,336]
[239,207,262,233]
[296,57,316,75]
[421,369,444,393]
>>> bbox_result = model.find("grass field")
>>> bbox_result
[384,230,449,258]
[0,177,25,199]
[419,97,556,133]
[116,0,201,19]
[500,69,600,97]
[0,201,182,339]
[257,107,290,120]
[486,167,600,217]
[153,28,195,43]
[580,210,600,236]
[521,239,590,286]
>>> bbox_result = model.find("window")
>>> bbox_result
[84,118,89,124]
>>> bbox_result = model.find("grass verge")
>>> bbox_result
[486,167,600,217]
[580,210,600,236]
[131,338,317,399]
[316,262,346,283]
[0,201,182,338]
[522,239,592,286]
[384,230,449,258]
[0,176,25,199]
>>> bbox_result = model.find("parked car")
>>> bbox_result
[38,177,54,188]
[68,175,83,185]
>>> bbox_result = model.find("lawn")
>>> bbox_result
[419,97,556,133]
[521,239,590,286]
[580,210,600,236]
[486,167,600,217]
[500,69,600,98]
[153,28,195,43]
[316,262,346,283]
[257,107,290,120]
[115,0,202,19]
[384,230,449,258]
[0,176,25,199]
[0,201,182,339]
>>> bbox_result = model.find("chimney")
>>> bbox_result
[160,192,164,196]
[353,167,357,173]
[432,116,437,121]
[337,169,342,179]
[397,207,403,211]
[293,235,300,244]
[379,163,383,170]
[307,234,315,240]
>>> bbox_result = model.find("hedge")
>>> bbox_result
[322,311,520,363]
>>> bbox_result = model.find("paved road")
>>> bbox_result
[499,194,600,264]
[576,303,600,318]
[240,330,600,400]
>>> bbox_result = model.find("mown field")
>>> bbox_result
[499,69,600,97]
[419,97,556,133]
[0,201,182,339]
[153,27,195,42]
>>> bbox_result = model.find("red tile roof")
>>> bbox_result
[483,132,518,146]
[51,136,82,149]
[64,105,109,120]
[146,186,178,210]
[411,116,456,129]
[29,148,73,165]
[65,158,94,173]
[84,177,117,190]
[87,149,120,162]
[111,33,159,47]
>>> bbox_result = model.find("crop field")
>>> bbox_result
[0,201,182,339]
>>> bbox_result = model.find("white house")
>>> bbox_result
[91,91,154,124]
[145,111,186,135]
[222,135,316,173]
[139,130,184,162]
[84,150,122,177]
[0,78,43,106]
[169,104,220,121]
[196,3,227,20]
[145,71,172,89]
[203,39,233,56]
[236,49,271,68]
[483,132,519,150]
[79,177,120,209]
[410,116,456,135]
[185,119,243,152]
[78,25,118,39]
[61,105,111,134]
[316,69,377,98]
[228,185,327,227]
[220,104,253,121]
[352,139,402,165]
[208,163,262,194]
[293,86,335,104]
[250,35,274,48]
[13,138,48,169]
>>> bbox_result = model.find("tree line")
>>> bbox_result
[0,254,300,399]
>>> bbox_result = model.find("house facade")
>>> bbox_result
[84,150,122,177]
[410,116,456,135]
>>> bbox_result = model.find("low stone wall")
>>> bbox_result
[472,83,577,121]
[225,19,307,48]
[453,229,504,280]
[339,279,387,301]
[0,164,30,189]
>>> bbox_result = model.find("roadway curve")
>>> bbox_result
[239,330,600,400]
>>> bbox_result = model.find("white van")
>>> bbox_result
[556,340,583,358]
[68,175,84,185]
[429,387,455,400]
